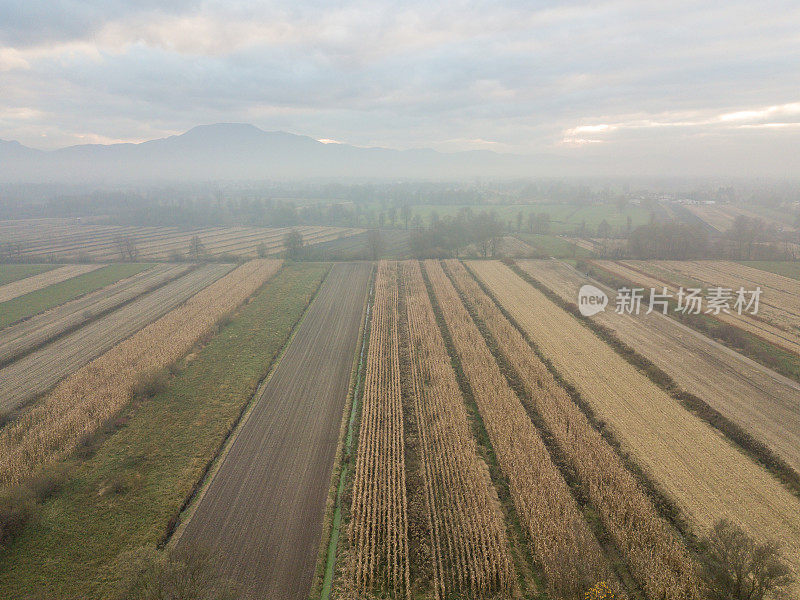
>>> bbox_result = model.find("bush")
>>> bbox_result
[699,519,793,600]
[113,546,240,600]
[132,370,170,399]
[0,485,37,545]
[27,464,69,501]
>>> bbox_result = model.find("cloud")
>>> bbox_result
[0,0,798,176]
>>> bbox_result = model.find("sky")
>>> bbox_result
[1,1,799,175]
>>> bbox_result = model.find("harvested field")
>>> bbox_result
[399,261,514,598]
[469,260,800,589]
[0,264,233,412]
[519,259,800,474]
[423,260,620,600]
[446,260,698,600]
[0,264,57,286]
[0,259,281,487]
[0,263,103,302]
[1,221,364,261]
[177,262,371,600]
[0,263,193,366]
[347,261,410,598]
[683,204,735,233]
[594,260,800,356]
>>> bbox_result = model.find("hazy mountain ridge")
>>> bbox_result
[0,123,565,182]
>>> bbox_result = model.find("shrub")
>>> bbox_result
[0,485,36,545]
[132,370,170,399]
[113,546,240,600]
[699,519,793,600]
[27,464,69,502]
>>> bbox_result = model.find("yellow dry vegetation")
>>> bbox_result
[424,260,621,600]
[402,260,514,598]
[445,259,699,599]
[469,260,800,589]
[348,261,410,598]
[0,259,282,488]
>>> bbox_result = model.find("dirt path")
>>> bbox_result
[177,262,371,600]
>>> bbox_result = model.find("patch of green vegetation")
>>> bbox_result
[0,264,59,287]
[740,261,800,281]
[0,263,329,599]
[515,233,593,259]
[0,263,152,328]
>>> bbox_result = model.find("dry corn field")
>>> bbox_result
[423,260,621,600]
[0,259,282,488]
[402,260,514,599]
[594,259,800,356]
[0,263,104,302]
[444,259,699,599]
[347,261,410,599]
[469,260,800,592]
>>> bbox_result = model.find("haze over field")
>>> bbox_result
[1,1,800,179]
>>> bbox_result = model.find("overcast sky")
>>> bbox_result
[1,1,798,175]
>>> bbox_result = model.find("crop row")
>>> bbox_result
[445,259,698,599]
[422,260,620,600]
[0,259,283,488]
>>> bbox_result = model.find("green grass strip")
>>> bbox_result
[0,262,328,599]
[0,263,153,328]
[0,264,58,287]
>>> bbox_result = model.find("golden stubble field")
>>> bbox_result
[469,260,800,590]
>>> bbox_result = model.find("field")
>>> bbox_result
[0,263,234,412]
[0,263,103,303]
[685,203,798,234]
[469,260,800,590]
[2,253,799,600]
[0,260,280,487]
[0,263,192,366]
[742,260,800,280]
[0,263,328,599]
[177,263,371,600]
[0,262,154,329]
[0,219,364,261]
[518,259,800,475]
[0,264,57,286]
[594,260,800,356]
[446,260,697,599]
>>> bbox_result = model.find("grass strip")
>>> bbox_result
[0,262,328,599]
[0,263,153,328]
[0,264,58,287]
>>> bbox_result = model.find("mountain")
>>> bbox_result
[0,124,568,182]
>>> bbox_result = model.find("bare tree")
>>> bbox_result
[114,546,239,600]
[188,235,207,261]
[699,519,793,600]
[115,235,139,262]
[367,229,384,260]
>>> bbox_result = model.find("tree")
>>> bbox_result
[283,229,305,260]
[597,219,612,239]
[516,211,523,232]
[400,203,411,229]
[113,546,239,600]
[115,235,139,262]
[256,242,268,258]
[367,229,384,260]
[188,235,207,261]
[699,519,793,600]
